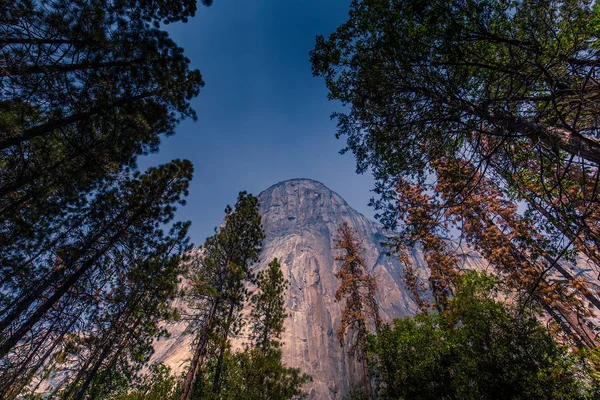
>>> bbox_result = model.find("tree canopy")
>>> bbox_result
[311,0,600,347]
[368,272,599,399]
[0,0,208,396]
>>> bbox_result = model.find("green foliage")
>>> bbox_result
[0,0,208,395]
[182,192,266,399]
[187,191,265,345]
[182,201,310,400]
[195,348,310,400]
[311,0,600,177]
[250,258,289,353]
[112,364,182,400]
[1,1,206,260]
[22,160,194,399]
[310,0,600,223]
[368,272,598,399]
[311,0,600,347]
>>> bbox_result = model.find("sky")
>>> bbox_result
[139,0,376,245]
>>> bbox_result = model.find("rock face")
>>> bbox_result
[256,179,417,399]
[152,178,486,399]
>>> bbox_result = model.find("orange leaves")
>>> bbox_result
[390,151,598,346]
[394,173,459,312]
[333,223,381,354]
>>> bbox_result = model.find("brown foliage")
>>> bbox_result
[393,150,598,347]
[334,223,381,353]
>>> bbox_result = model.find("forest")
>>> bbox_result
[2,0,600,399]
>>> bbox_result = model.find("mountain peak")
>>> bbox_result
[259,178,336,197]
[257,178,358,238]
[154,179,420,399]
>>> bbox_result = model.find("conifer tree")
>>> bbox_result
[181,192,264,400]
[214,348,310,400]
[249,258,289,354]
[208,257,309,400]
[334,223,380,397]
[1,0,208,393]
[0,160,193,396]
[1,0,206,283]
[311,0,600,347]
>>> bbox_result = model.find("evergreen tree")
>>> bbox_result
[105,364,182,400]
[58,227,188,400]
[311,0,600,347]
[368,272,599,399]
[0,0,209,395]
[0,160,193,397]
[334,223,380,397]
[215,348,310,400]
[181,192,264,400]
[204,257,309,400]
[0,0,206,283]
[249,258,289,354]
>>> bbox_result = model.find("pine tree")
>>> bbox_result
[0,160,193,396]
[214,348,310,400]
[0,0,208,393]
[180,192,264,400]
[210,257,309,400]
[0,0,207,330]
[311,0,600,347]
[249,258,289,354]
[334,222,380,397]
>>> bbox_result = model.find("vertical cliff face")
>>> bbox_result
[152,178,486,399]
[256,179,417,399]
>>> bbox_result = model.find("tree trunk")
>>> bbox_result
[74,314,143,400]
[490,155,600,268]
[179,297,219,400]
[6,296,102,400]
[212,301,236,393]
[469,103,600,165]
[0,202,140,339]
[0,226,128,359]
[1,320,56,397]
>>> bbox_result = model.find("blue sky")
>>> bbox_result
[139,0,375,244]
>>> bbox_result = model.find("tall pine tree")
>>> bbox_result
[1,1,209,394]
[334,222,380,397]
[181,192,264,400]
[213,257,309,400]
[0,160,193,397]
[249,258,289,354]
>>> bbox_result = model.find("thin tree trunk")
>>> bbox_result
[0,227,127,359]
[0,267,68,334]
[73,314,144,400]
[179,298,219,400]
[0,204,136,335]
[1,320,56,396]
[212,301,236,393]
[61,292,142,400]
[4,305,87,400]
[469,102,600,164]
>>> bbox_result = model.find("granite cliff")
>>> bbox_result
[152,178,486,399]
